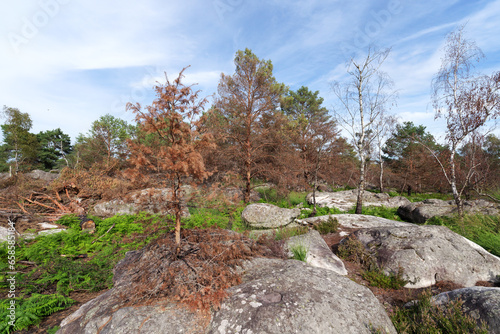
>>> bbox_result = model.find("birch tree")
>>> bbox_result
[431,25,500,215]
[332,47,396,214]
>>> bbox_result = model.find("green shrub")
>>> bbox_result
[362,267,408,289]
[0,294,74,333]
[257,189,308,209]
[290,244,308,262]
[47,326,60,334]
[391,290,488,334]
[183,209,230,229]
[313,216,339,235]
[272,226,307,241]
[337,235,377,270]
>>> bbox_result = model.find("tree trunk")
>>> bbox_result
[355,154,365,214]
[449,151,464,216]
[244,130,251,203]
[173,179,182,255]
[379,159,384,193]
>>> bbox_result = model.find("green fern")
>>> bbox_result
[0,294,74,333]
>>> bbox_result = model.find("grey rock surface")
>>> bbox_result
[398,199,500,224]
[57,289,207,334]
[0,226,15,242]
[220,187,261,203]
[297,214,414,229]
[353,225,500,288]
[308,190,410,211]
[432,287,500,334]
[25,169,59,182]
[58,249,395,334]
[241,203,301,229]
[286,230,347,275]
[208,258,397,334]
[93,187,190,218]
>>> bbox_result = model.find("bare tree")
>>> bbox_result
[332,47,397,214]
[373,113,397,193]
[431,24,500,215]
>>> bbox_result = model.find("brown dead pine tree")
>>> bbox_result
[214,49,286,202]
[126,67,214,254]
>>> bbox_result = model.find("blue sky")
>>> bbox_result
[1,0,499,142]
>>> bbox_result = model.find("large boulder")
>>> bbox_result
[308,189,410,211]
[432,287,500,334]
[297,214,414,230]
[25,169,59,182]
[352,225,500,288]
[398,199,500,224]
[241,203,301,229]
[58,236,396,334]
[92,187,190,218]
[208,258,397,334]
[220,186,261,203]
[57,288,207,334]
[285,230,347,275]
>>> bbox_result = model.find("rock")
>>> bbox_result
[220,187,261,203]
[92,187,191,218]
[208,258,397,334]
[432,287,500,334]
[38,222,59,229]
[57,289,207,334]
[37,229,66,237]
[297,214,414,230]
[0,226,15,242]
[58,240,396,334]
[316,183,333,192]
[352,225,500,288]
[285,229,347,275]
[398,199,500,224]
[307,189,410,211]
[57,243,209,334]
[241,203,301,229]
[25,169,58,182]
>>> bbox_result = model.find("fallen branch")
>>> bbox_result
[18,260,36,266]
[22,197,56,211]
[16,202,28,213]
[65,188,71,202]
[54,191,62,202]
[91,223,115,244]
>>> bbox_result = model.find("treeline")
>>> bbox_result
[1,37,499,206]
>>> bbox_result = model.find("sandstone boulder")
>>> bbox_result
[297,214,414,230]
[25,169,59,182]
[219,186,261,203]
[241,203,301,229]
[285,229,347,275]
[308,189,410,211]
[432,287,500,334]
[398,199,500,224]
[208,258,397,334]
[92,187,190,218]
[56,288,207,334]
[352,225,500,288]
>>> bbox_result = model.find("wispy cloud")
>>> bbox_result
[0,0,499,141]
